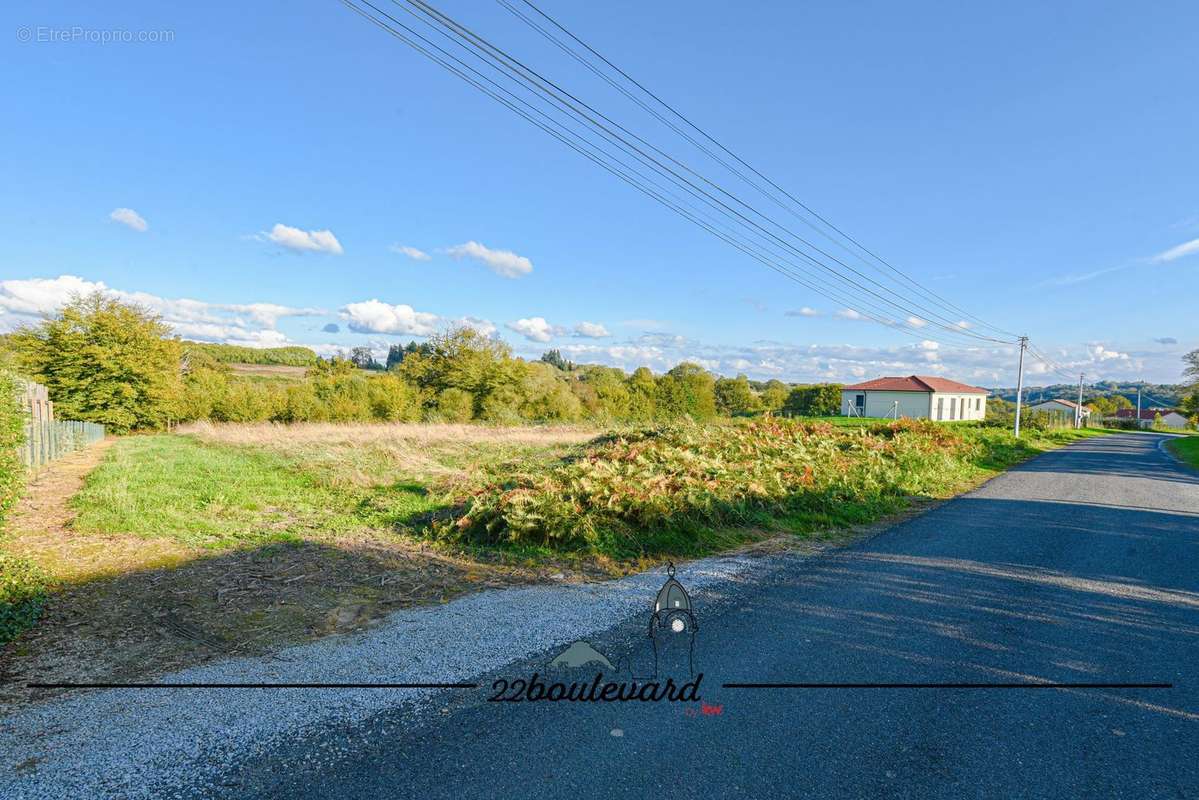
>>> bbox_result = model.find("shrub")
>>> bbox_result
[437,388,475,422]
[0,554,52,645]
[0,371,25,526]
[442,418,977,556]
[182,342,318,366]
[783,383,842,417]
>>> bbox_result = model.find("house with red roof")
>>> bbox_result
[1029,397,1091,424]
[840,375,990,421]
[1114,407,1189,430]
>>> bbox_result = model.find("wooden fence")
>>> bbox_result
[15,379,106,469]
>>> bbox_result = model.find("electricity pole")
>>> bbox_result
[1014,336,1028,438]
[1076,373,1084,429]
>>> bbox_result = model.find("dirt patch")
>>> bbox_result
[7,439,115,540]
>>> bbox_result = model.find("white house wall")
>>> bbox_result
[841,390,987,421]
[841,390,930,419]
[931,392,986,421]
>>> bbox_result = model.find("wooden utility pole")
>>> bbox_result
[1076,373,1084,429]
[1014,336,1028,437]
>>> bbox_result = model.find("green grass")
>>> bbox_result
[70,435,440,548]
[1167,436,1199,470]
[66,421,1113,560]
[0,553,52,645]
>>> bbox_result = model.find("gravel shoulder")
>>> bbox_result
[0,550,784,798]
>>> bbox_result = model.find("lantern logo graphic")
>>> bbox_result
[548,562,701,680]
[648,562,698,677]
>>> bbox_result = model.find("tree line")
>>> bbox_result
[2,294,844,433]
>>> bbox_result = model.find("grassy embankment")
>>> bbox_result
[1166,435,1199,470]
[68,418,1106,559]
[0,419,1111,677]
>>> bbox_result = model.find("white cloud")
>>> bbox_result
[454,316,497,337]
[109,208,148,232]
[836,308,864,321]
[1087,343,1129,362]
[906,316,927,328]
[0,275,323,349]
[955,320,972,329]
[506,317,563,342]
[263,223,343,255]
[340,299,440,336]
[445,241,533,278]
[530,332,1174,385]
[573,321,610,338]
[785,307,821,318]
[0,275,105,316]
[390,244,431,261]
[1152,237,1199,263]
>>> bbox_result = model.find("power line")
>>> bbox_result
[339,0,987,351]
[378,0,1014,346]
[503,0,1021,342]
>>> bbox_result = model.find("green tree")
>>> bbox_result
[349,346,379,370]
[10,293,182,433]
[759,379,790,415]
[1184,348,1199,384]
[539,349,573,371]
[581,366,631,420]
[655,363,717,420]
[626,367,658,421]
[436,387,475,422]
[367,374,422,421]
[714,375,760,417]
[1089,394,1133,417]
[782,383,842,417]
[399,327,521,416]
[520,363,584,421]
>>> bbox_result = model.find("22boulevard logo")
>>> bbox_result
[488,563,703,705]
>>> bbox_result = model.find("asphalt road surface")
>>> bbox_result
[220,433,1199,799]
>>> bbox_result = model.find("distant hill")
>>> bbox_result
[991,380,1186,407]
[181,341,318,367]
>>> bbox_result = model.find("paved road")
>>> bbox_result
[220,433,1199,799]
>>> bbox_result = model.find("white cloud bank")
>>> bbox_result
[0,276,1176,385]
[109,208,148,232]
[446,241,533,278]
[0,275,322,348]
[263,223,343,255]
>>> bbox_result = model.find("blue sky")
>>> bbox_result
[2,0,1197,385]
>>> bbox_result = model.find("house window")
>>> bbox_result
[855,394,865,409]
[976,397,981,411]
[950,398,957,420]
[936,397,944,420]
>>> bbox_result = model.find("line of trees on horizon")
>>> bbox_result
[6,294,1196,434]
[1,294,846,433]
